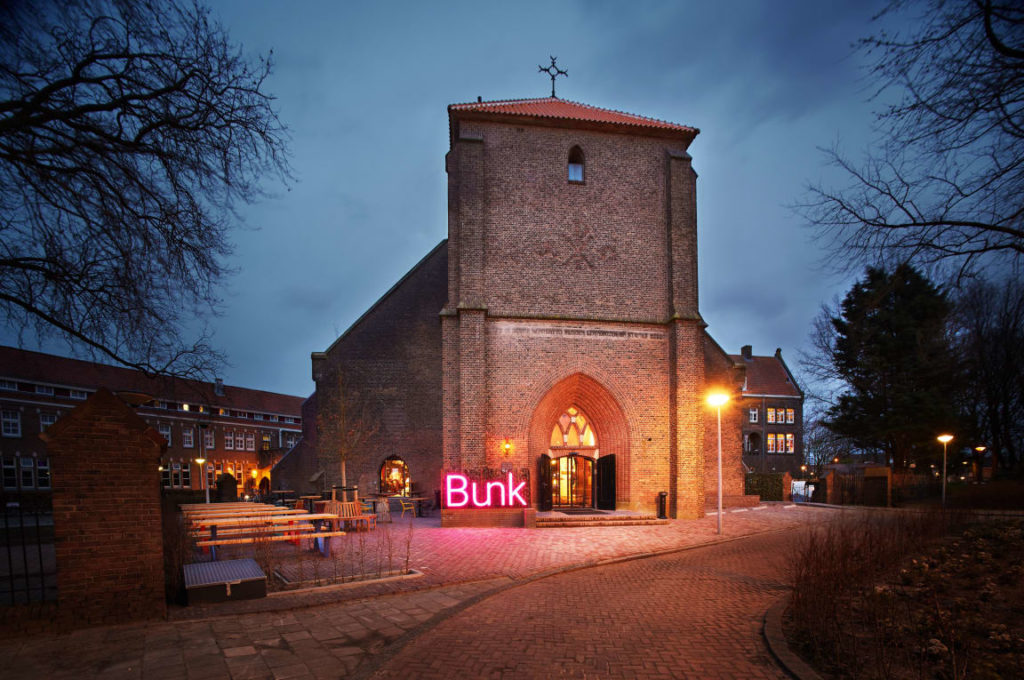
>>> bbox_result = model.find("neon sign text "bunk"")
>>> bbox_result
[445,473,527,508]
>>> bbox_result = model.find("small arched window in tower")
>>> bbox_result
[567,146,585,183]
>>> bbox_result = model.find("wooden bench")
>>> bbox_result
[196,530,347,548]
[326,501,376,531]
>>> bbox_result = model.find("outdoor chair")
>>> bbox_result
[399,499,416,518]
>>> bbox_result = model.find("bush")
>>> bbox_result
[745,473,785,501]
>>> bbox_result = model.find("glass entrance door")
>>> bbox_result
[552,454,593,508]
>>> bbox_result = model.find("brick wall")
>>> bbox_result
[42,388,166,628]
[312,243,447,501]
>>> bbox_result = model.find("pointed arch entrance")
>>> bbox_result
[528,374,630,511]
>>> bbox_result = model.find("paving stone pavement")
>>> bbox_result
[362,529,798,680]
[0,504,833,679]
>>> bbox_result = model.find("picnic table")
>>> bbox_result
[184,508,345,560]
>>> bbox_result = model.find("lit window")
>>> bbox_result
[35,385,54,396]
[183,428,194,448]
[40,413,57,431]
[786,408,795,424]
[767,433,776,453]
[748,408,758,423]
[786,433,795,453]
[224,430,234,450]
[767,408,776,424]
[36,459,50,488]
[70,389,88,400]
[206,463,215,488]
[181,403,190,412]
[2,458,16,489]
[245,432,255,451]
[158,424,171,446]
[204,429,215,450]
[261,434,271,451]
[549,406,597,449]
[567,146,585,183]
[2,410,21,437]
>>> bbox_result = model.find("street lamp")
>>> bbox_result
[707,391,730,535]
[195,456,209,504]
[937,434,953,507]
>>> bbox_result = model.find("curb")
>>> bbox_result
[763,596,823,680]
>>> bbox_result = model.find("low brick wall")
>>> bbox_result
[441,508,526,527]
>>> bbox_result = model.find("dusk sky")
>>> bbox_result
[13,0,905,398]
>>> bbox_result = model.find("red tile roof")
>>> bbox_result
[449,97,698,139]
[0,346,304,415]
[729,354,802,398]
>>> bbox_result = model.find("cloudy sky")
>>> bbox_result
[21,0,907,397]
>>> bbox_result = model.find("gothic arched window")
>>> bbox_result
[549,406,597,448]
[567,146,585,183]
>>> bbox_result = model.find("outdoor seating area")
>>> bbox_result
[181,502,347,560]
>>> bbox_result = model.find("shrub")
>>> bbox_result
[746,472,785,501]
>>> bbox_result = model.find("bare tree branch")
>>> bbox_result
[797,0,1024,277]
[0,0,291,378]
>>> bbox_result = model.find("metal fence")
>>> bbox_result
[1,486,56,605]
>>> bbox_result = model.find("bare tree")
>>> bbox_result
[0,0,290,378]
[315,367,380,496]
[951,278,1024,474]
[799,0,1023,277]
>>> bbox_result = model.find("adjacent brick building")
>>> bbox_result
[0,346,304,496]
[306,96,761,523]
[730,345,805,475]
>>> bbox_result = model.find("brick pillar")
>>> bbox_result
[444,131,488,473]
[670,319,706,519]
[41,388,167,627]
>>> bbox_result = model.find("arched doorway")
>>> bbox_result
[379,456,410,496]
[529,375,629,512]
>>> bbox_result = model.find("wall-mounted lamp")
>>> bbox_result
[502,439,513,455]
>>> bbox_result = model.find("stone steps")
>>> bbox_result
[536,514,668,528]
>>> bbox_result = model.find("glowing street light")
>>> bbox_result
[707,391,730,535]
[195,457,209,504]
[937,434,953,507]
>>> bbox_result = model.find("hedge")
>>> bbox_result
[745,473,785,501]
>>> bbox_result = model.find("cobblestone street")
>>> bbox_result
[0,505,828,679]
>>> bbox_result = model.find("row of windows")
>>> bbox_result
[160,460,255,490]
[2,456,50,490]
[154,425,299,452]
[767,433,796,454]
[1,380,88,400]
[1,410,60,437]
[0,378,300,425]
[748,407,795,424]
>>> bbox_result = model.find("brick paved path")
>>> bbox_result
[0,505,828,679]
[363,530,796,680]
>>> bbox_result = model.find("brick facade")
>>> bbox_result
[731,346,805,476]
[310,244,447,499]
[310,98,750,523]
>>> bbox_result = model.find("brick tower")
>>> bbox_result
[442,98,713,518]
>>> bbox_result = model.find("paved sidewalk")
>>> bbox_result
[0,504,830,679]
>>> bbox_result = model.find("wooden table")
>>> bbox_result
[297,495,322,510]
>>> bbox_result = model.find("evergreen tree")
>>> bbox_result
[824,265,958,468]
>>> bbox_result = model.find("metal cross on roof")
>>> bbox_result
[538,56,567,98]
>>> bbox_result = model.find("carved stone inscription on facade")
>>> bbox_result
[493,321,666,342]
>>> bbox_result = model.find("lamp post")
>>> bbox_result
[707,391,730,535]
[195,456,209,504]
[937,434,953,507]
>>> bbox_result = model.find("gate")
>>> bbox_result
[1,486,56,605]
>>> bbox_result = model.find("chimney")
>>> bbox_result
[214,378,224,397]
[741,345,752,360]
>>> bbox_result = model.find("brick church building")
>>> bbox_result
[287,96,754,524]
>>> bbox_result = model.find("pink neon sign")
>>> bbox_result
[445,472,527,508]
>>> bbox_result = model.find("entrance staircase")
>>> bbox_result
[536,511,668,528]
